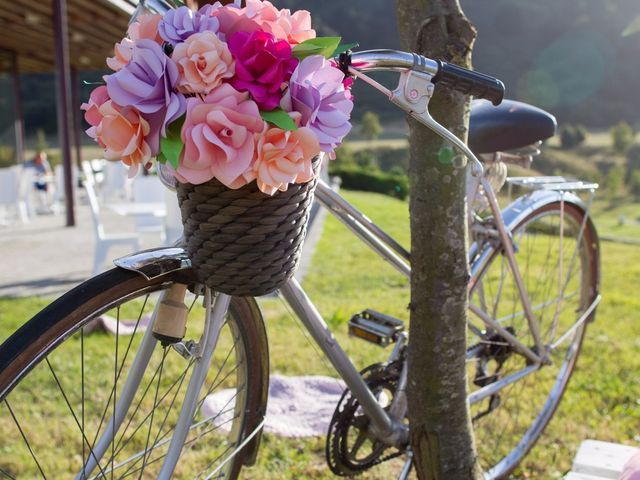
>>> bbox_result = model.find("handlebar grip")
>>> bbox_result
[432,60,505,106]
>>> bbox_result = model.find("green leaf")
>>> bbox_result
[160,115,186,170]
[260,109,298,131]
[293,37,342,60]
[333,43,359,57]
[623,16,640,36]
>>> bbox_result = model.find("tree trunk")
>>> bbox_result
[395,1,482,479]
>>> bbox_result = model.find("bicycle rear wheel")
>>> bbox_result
[468,201,599,479]
[0,268,268,479]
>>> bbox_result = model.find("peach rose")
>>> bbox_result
[81,85,110,131]
[92,100,152,177]
[172,31,235,95]
[215,0,315,45]
[107,14,163,71]
[175,84,265,187]
[244,124,320,195]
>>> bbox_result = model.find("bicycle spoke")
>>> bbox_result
[113,357,193,459]
[112,306,120,480]
[0,466,17,480]
[137,347,168,479]
[45,359,110,479]
[87,297,149,461]
[4,400,47,480]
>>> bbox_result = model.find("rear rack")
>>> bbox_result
[507,176,599,192]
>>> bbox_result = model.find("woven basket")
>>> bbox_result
[177,156,322,297]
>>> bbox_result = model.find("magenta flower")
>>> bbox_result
[159,5,221,47]
[105,39,186,153]
[227,30,298,111]
[281,55,353,154]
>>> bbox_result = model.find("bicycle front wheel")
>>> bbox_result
[468,200,599,479]
[0,268,268,479]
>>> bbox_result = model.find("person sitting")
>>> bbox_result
[23,151,53,213]
[24,151,52,192]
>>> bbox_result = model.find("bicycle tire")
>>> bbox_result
[468,200,599,479]
[0,268,269,479]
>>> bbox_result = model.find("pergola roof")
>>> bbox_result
[0,0,137,73]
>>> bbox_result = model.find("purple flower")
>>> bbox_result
[281,55,353,154]
[105,39,185,154]
[227,30,298,111]
[158,5,220,47]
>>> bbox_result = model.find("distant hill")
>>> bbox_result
[276,0,640,128]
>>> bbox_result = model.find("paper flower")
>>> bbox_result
[215,0,315,44]
[281,55,353,154]
[175,84,265,187]
[245,122,320,195]
[106,39,185,142]
[172,31,235,95]
[81,87,152,177]
[159,5,220,47]
[228,30,298,111]
[107,14,163,71]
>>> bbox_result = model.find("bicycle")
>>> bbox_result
[0,8,600,480]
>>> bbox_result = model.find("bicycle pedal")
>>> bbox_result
[348,310,405,347]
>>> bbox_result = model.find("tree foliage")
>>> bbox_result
[360,111,383,140]
[611,121,634,154]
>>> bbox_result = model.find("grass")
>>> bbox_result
[1,190,639,478]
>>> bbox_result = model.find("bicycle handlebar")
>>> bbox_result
[344,49,505,106]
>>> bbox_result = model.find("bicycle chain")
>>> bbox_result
[326,362,406,476]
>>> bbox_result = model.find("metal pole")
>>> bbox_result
[11,51,25,165]
[71,68,83,167]
[52,0,76,227]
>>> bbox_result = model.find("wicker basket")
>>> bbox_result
[177,156,322,297]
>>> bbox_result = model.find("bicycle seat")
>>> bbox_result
[469,99,557,154]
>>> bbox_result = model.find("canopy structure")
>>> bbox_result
[0,0,136,226]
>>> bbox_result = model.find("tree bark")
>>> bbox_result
[395,1,482,479]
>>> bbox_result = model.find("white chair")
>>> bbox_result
[52,164,80,215]
[82,161,141,275]
[164,186,183,245]
[102,161,132,203]
[132,175,166,241]
[0,166,30,224]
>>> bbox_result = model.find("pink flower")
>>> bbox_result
[244,123,320,195]
[81,89,152,177]
[215,0,315,44]
[107,14,163,71]
[172,31,235,95]
[228,30,298,111]
[81,86,110,130]
[175,84,265,187]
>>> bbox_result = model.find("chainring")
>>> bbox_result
[326,361,406,476]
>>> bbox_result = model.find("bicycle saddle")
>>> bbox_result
[468,99,557,154]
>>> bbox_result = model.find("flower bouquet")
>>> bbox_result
[81,0,354,296]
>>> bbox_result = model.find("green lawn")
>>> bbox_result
[1,190,639,479]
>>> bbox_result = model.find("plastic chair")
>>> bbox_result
[52,164,80,215]
[81,161,141,275]
[0,166,30,224]
[164,186,183,245]
[132,175,166,241]
[102,161,132,203]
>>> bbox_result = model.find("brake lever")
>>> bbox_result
[348,67,484,178]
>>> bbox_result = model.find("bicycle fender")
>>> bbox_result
[113,247,192,280]
[469,189,593,278]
